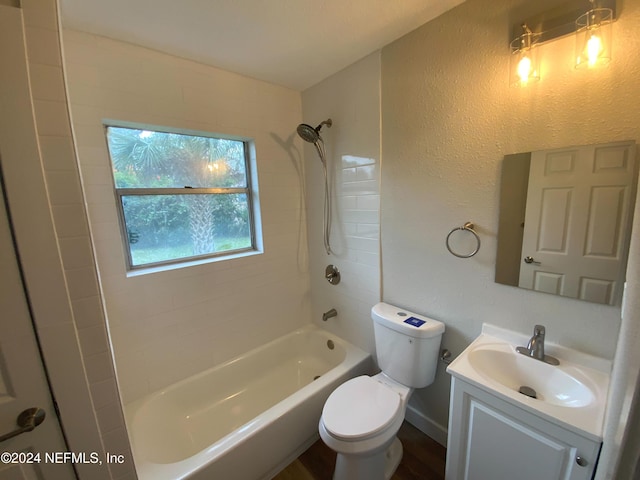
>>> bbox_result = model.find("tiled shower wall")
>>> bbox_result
[62,30,309,404]
[302,52,382,355]
[6,1,134,478]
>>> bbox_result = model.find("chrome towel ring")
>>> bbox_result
[446,222,480,258]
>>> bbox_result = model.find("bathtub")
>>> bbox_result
[125,324,371,480]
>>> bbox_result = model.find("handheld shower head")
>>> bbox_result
[296,118,332,144]
[297,123,320,143]
[296,118,334,255]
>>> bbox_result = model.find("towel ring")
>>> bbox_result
[446,222,480,258]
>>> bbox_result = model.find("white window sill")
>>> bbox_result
[125,248,263,277]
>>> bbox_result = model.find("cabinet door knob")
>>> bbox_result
[576,456,588,467]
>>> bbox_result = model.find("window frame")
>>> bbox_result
[105,123,258,271]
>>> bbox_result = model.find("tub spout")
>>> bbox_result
[322,308,337,321]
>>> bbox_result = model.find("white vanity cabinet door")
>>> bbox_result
[446,378,601,480]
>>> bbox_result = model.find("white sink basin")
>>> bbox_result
[446,325,611,440]
[467,345,595,407]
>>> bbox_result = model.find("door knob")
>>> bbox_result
[576,456,588,467]
[524,256,541,265]
[0,408,46,443]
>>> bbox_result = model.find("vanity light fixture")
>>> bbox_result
[508,0,616,86]
[510,24,540,86]
[575,0,613,68]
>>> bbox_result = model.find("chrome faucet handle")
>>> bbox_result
[517,324,560,366]
[325,265,340,285]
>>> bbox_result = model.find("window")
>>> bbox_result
[105,125,258,269]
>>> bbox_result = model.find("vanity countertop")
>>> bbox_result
[447,324,611,441]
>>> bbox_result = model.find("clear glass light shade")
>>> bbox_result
[510,33,540,86]
[575,8,613,68]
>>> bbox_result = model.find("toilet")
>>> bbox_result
[319,302,444,480]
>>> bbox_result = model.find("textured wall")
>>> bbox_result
[63,30,309,404]
[381,0,640,437]
[301,52,381,355]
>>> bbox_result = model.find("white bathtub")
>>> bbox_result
[125,324,371,480]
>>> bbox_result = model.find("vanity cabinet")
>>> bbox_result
[445,378,601,480]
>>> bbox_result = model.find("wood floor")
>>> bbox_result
[273,421,446,480]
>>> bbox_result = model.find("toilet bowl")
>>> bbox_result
[319,374,412,480]
[319,303,444,480]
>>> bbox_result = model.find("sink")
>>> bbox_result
[467,344,595,407]
[446,325,611,440]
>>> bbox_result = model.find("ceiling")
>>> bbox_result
[59,0,465,91]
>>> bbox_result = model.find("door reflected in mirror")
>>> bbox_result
[496,140,638,305]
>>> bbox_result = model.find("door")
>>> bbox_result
[0,5,76,480]
[519,141,637,304]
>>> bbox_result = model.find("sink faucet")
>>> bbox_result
[516,325,559,366]
[528,325,546,360]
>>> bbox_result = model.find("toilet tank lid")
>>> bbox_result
[371,302,444,339]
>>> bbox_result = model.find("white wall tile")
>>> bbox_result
[354,223,380,238]
[39,135,76,171]
[21,0,57,29]
[44,170,83,205]
[81,165,113,186]
[89,378,121,411]
[65,266,100,300]
[16,11,130,478]
[58,236,95,269]
[25,25,61,66]
[78,324,109,357]
[356,165,376,181]
[356,250,379,268]
[356,194,379,210]
[84,351,116,383]
[101,427,135,478]
[64,29,308,404]
[71,295,106,330]
[33,100,71,136]
[29,64,65,101]
[302,52,382,354]
[95,401,126,435]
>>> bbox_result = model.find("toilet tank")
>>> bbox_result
[372,302,445,388]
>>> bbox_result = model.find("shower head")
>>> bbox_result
[296,119,332,144]
[297,123,320,143]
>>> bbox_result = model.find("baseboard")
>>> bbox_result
[405,405,448,447]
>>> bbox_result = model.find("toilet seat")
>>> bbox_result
[322,376,402,441]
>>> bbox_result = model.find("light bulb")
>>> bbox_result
[509,25,540,86]
[575,7,612,69]
[517,55,532,83]
[587,33,603,66]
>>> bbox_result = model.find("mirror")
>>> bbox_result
[496,140,638,305]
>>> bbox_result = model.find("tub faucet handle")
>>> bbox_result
[325,265,340,285]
